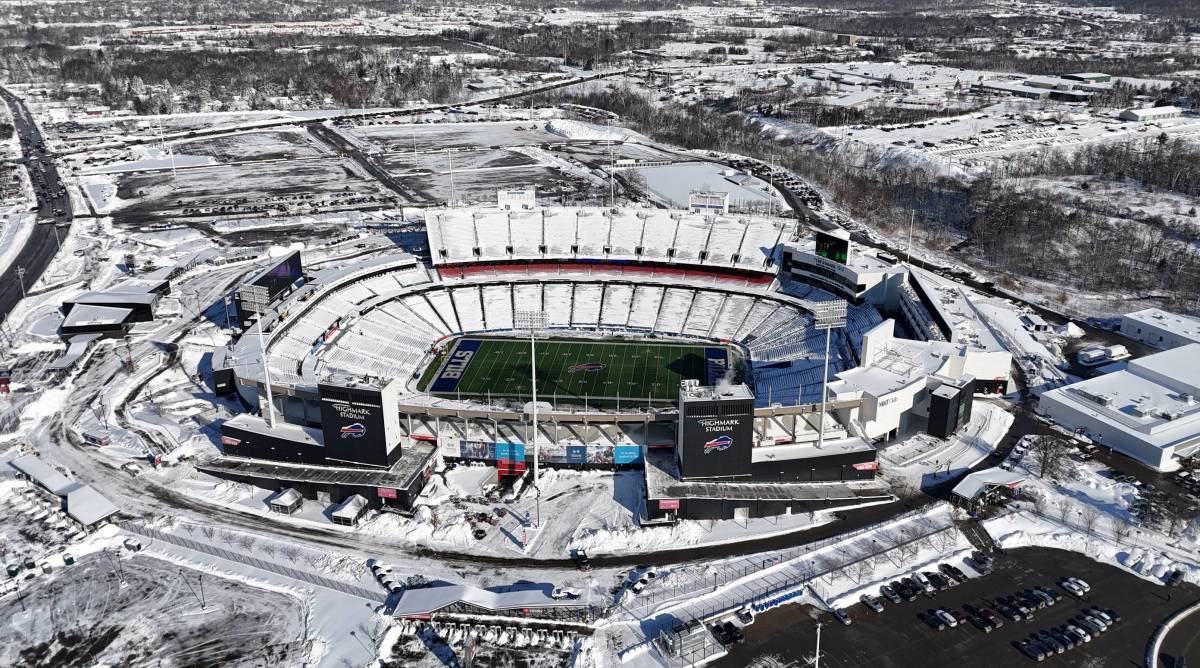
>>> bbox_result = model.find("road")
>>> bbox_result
[27,69,630,161]
[0,85,73,323]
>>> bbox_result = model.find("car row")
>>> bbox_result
[1015,606,1121,662]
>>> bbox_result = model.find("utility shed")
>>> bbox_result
[268,487,304,514]
[331,494,369,526]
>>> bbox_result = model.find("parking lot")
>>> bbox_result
[715,547,1199,667]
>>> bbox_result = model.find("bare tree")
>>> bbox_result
[182,524,196,537]
[200,525,216,541]
[1028,437,1071,480]
[219,531,237,548]
[1109,516,1133,545]
[1080,506,1101,535]
[262,543,278,560]
[282,545,302,564]
[237,535,257,553]
[1056,500,1073,525]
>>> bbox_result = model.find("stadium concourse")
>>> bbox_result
[209,204,1011,523]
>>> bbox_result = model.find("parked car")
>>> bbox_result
[994,599,1023,622]
[736,608,755,625]
[1036,586,1063,603]
[918,611,946,631]
[939,563,967,583]
[1065,623,1092,643]
[968,614,993,633]
[860,594,884,613]
[1036,631,1065,654]
[913,573,935,594]
[1016,639,1046,662]
[1068,577,1091,593]
[1061,580,1085,597]
[1047,628,1076,651]
[934,609,957,628]
[1087,608,1114,625]
[925,572,949,591]
[1166,569,1185,587]
[711,623,734,646]
[879,585,902,605]
[831,609,852,626]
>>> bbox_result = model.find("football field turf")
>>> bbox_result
[426,337,730,403]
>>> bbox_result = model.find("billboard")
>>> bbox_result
[377,487,398,499]
[679,408,754,479]
[658,499,680,511]
[815,231,850,265]
[318,383,393,467]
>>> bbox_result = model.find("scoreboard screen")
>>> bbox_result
[815,231,850,264]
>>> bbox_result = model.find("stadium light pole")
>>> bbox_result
[812,301,847,450]
[256,306,277,428]
[515,309,547,527]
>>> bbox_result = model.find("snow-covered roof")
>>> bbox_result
[426,206,796,272]
[331,494,368,519]
[1041,344,1200,452]
[10,455,75,494]
[63,482,119,526]
[1122,308,1200,344]
[951,467,1025,500]
[62,304,133,328]
[391,584,585,617]
[908,267,1005,353]
[10,456,119,525]
[270,488,303,507]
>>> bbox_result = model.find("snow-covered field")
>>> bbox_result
[879,400,1014,488]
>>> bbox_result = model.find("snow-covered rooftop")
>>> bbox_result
[951,467,1025,500]
[1123,308,1200,345]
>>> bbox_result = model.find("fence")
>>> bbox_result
[123,521,383,601]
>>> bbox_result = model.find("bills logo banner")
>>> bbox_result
[704,435,734,454]
[340,422,366,439]
[568,363,606,373]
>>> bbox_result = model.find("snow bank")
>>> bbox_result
[572,521,706,554]
[545,118,636,142]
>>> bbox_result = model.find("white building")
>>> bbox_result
[1119,106,1182,122]
[829,319,986,441]
[1039,344,1200,470]
[780,234,907,306]
[1120,308,1200,351]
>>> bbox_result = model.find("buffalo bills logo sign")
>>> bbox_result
[568,363,606,373]
[704,435,733,454]
[340,422,366,439]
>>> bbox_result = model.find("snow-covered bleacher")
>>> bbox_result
[427,206,798,273]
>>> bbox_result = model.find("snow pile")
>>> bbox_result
[984,511,1199,585]
[358,510,478,548]
[545,118,635,142]
[572,520,705,554]
[1063,322,1086,338]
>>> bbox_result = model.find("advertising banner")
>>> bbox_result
[852,461,879,471]
[319,383,390,466]
[459,440,494,460]
[495,442,526,462]
[565,445,588,465]
[658,499,680,511]
[613,445,643,465]
[377,487,398,499]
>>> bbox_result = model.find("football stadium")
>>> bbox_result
[210,204,1011,521]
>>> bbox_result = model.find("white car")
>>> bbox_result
[935,609,957,627]
[630,578,649,595]
[1066,624,1092,643]
[1061,580,1085,597]
[1069,577,1091,593]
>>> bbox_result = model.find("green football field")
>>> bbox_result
[425,337,730,403]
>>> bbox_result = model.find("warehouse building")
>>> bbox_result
[1120,106,1183,122]
[1119,308,1200,351]
[1039,344,1200,470]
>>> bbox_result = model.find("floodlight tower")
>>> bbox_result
[514,309,547,526]
[256,306,277,428]
[811,300,847,449]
